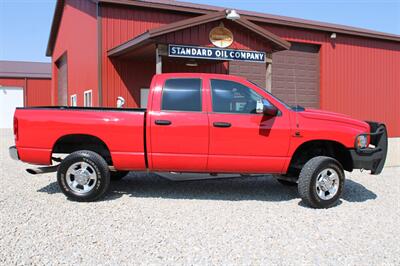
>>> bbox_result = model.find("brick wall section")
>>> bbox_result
[228,61,266,88]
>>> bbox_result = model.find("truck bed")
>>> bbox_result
[14,107,147,170]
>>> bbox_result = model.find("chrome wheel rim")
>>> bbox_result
[66,162,97,194]
[315,168,340,200]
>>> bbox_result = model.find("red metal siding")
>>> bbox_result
[26,79,52,106]
[101,5,192,108]
[0,78,51,107]
[260,24,400,137]
[52,0,98,106]
[157,20,271,51]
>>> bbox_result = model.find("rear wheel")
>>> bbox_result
[110,171,130,181]
[298,156,345,208]
[57,150,110,202]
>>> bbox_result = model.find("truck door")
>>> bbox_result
[206,78,291,173]
[149,76,209,172]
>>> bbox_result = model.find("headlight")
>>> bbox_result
[356,135,368,149]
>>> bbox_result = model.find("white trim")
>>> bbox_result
[70,94,77,106]
[84,90,93,107]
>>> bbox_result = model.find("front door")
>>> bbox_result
[206,78,291,173]
[149,77,209,172]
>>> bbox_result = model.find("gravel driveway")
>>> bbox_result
[1,129,399,265]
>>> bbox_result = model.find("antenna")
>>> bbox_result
[293,68,299,128]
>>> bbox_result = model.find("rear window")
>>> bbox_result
[161,78,202,112]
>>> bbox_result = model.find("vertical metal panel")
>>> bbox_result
[52,0,98,107]
[26,79,52,106]
[101,4,192,108]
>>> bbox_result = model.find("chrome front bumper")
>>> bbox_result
[9,146,19,161]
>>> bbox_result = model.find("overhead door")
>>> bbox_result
[272,42,320,108]
[229,61,267,88]
[0,87,24,128]
[56,55,68,106]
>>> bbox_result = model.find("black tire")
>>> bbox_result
[276,178,298,187]
[298,156,345,208]
[110,171,130,181]
[57,150,110,202]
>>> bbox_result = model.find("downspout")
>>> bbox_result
[97,1,102,106]
[24,77,28,107]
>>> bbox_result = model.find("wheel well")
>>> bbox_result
[287,140,353,177]
[52,134,112,165]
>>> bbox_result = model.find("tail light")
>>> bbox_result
[13,117,18,141]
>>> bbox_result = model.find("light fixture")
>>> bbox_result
[330,32,337,39]
[186,60,198,67]
[226,9,240,21]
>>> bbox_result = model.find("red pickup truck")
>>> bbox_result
[9,73,387,208]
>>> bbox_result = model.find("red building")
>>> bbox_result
[46,0,400,165]
[0,61,51,128]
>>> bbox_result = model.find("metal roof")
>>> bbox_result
[0,61,51,79]
[46,0,400,56]
[108,11,291,57]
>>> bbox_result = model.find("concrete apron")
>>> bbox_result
[386,138,400,167]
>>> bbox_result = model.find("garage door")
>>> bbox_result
[272,42,320,108]
[0,87,24,128]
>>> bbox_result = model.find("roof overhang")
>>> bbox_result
[46,0,400,57]
[0,61,51,79]
[108,11,291,57]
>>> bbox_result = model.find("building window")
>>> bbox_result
[70,94,77,106]
[84,90,92,107]
[161,79,202,112]
[210,79,263,114]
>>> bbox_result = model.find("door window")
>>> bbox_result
[162,79,202,112]
[211,79,263,114]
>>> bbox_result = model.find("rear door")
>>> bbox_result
[149,75,209,172]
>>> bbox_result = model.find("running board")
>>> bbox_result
[26,165,59,175]
[156,172,263,181]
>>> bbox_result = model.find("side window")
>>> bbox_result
[211,79,263,114]
[162,78,202,112]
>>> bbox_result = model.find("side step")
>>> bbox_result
[156,172,263,181]
[26,165,59,175]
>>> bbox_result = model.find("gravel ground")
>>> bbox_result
[1,129,399,265]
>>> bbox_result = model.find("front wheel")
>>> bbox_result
[57,150,110,202]
[298,156,345,208]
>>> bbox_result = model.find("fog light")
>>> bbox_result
[356,135,368,149]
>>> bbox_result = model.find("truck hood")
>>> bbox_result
[299,108,369,131]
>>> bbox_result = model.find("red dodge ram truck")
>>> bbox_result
[9,73,387,208]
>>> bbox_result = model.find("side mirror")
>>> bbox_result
[256,99,278,116]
